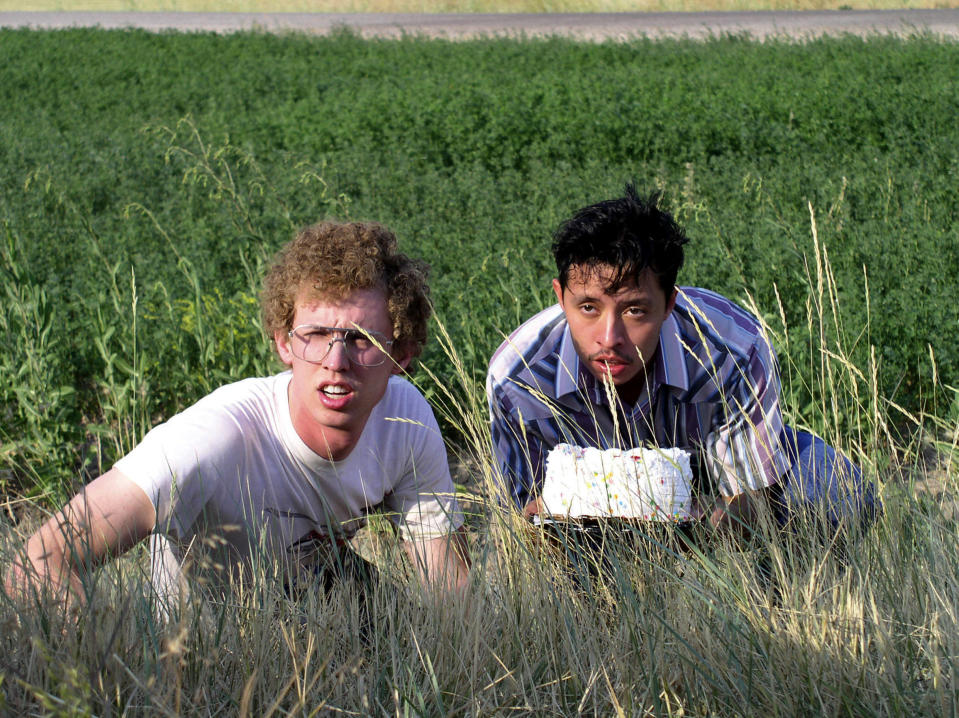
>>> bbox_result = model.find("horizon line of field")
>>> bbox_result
[2,9,959,40]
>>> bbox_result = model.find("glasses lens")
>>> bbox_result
[342,329,387,366]
[291,326,391,366]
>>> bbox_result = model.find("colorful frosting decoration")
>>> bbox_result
[541,444,693,521]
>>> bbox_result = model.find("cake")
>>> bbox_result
[541,444,694,521]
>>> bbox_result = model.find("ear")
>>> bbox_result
[390,348,414,375]
[552,278,564,308]
[274,329,294,367]
[664,287,678,318]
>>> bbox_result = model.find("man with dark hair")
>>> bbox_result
[10,221,469,612]
[487,184,877,536]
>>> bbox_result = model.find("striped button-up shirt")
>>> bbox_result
[486,287,790,508]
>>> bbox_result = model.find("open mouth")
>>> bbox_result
[319,383,354,408]
[594,356,628,366]
[592,358,631,378]
[321,385,351,396]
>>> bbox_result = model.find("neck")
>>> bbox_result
[609,350,659,407]
[608,369,648,407]
[286,386,363,462]
[300,425,359,462]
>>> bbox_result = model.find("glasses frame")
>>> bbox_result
[287,324,394,367]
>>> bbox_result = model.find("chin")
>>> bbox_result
[314,407,355,429]
[589,369,639,386]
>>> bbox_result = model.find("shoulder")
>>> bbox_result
[672,288,769,358]
[160,375,281,438]
[359,376,450,482]
[488,304,566,389]
[368,375,442,432]
[669,288,780,397]
[196,374,283,411]
[120,375,284,466]
[379,374,430,409]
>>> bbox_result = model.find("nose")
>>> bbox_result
[321,337,352,370]
[599,314,626,349]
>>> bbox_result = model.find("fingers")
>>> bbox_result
[523,497,544,519]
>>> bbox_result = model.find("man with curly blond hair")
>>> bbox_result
[11,221,469,613]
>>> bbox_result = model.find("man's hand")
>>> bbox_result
[6,468,156,610]
[700,485,777,538]
[522,497,545,520]
[403,526,471,592]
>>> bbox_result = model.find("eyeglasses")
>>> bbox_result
[288,324,394,367]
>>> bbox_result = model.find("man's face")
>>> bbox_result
[553,264,676,405]
[274,287,410,460]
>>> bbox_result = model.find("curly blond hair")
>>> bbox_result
[261,222,432,358]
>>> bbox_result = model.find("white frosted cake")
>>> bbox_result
[541,444,694,521]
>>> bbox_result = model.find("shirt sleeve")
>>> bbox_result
[114,399,245,538]
[381,390,464,541]
[487,377,547,509]
[703,334,791,497]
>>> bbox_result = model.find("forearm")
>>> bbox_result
[7,514,88,609]
[405,527,471,592]
[6,468,155,610]
[704,487,774,537]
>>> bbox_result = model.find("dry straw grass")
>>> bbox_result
[2,437,957,713]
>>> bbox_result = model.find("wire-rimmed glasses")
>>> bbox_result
[287,324,394,367]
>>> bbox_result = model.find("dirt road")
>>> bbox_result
[2,9,957,41]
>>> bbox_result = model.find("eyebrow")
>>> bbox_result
[570,289,651,307]
[294,324,387,337]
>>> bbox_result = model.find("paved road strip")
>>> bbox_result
[1,9,958,40]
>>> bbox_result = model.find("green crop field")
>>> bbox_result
[1,28,958,714]
[1,29,956,494]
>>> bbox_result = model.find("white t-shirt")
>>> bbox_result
[116,372,461,595]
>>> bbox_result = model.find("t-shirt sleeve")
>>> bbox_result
[703,335,791,497]
[380,387,463,541]
[114,397,245,538]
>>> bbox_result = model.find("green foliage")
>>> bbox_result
[0,28,957,495]
[0,228,80,499]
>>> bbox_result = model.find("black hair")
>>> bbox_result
[551,183,689,297]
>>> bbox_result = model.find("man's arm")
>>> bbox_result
[698,329,790,536]
[488,385,548,512]
[402,526,471,592]
[701,484,778,537]
[6,468,156,609]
